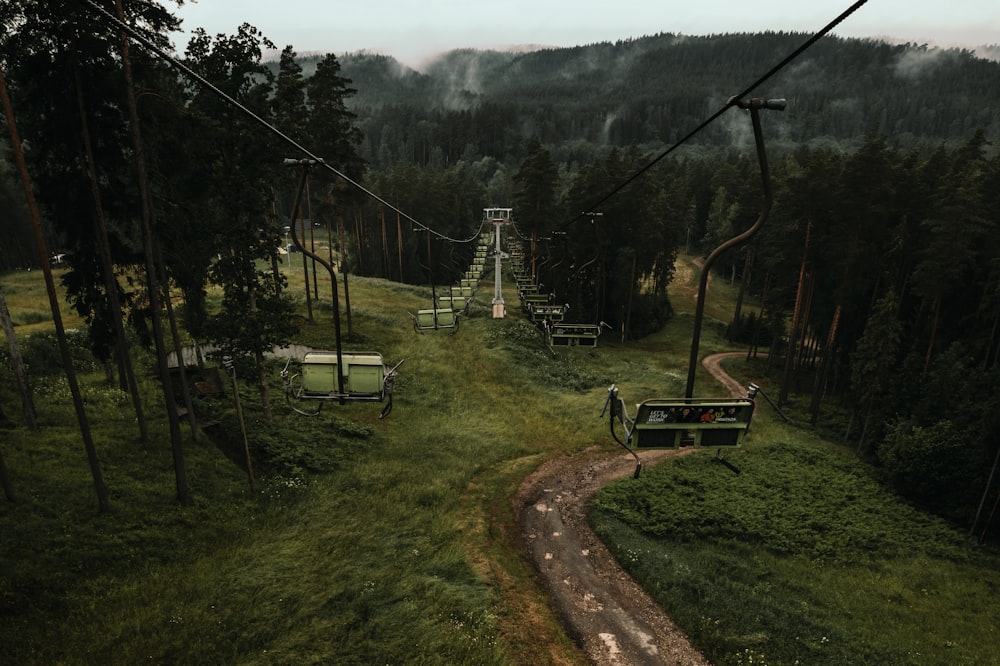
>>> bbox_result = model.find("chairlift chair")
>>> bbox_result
[628,397,756,449]
[518,283,539,298]
[530,303,567,323]
[410,308,459,333]
[601,385,756,477]
[283,351,403,419]
[549,322,609,347]
[522,292,549,309]
[437,295,470,313]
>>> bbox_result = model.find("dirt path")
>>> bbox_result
[701,351,751,398]
[514,353,745,665]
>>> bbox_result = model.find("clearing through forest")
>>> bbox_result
[515,352,745,665]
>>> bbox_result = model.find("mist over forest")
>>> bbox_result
[299,32,1000,169]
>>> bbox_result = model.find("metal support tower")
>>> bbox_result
[491,216,506,318]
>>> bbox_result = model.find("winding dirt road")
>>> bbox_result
[515,353,747,665]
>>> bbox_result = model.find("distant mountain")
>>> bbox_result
[326,32,1000,168]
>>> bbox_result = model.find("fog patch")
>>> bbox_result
[601,109,621,144]
[893,47,953,79]
[781,58,820,88]
[974,45,1000,62]
[720,102,754,150]
[424,49,514,110]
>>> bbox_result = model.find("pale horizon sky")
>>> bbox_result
[170,1,999,68]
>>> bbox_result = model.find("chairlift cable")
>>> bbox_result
[78,0,477,244]
[555,0,870,232]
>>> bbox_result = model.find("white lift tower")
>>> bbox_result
[485,207,512,318]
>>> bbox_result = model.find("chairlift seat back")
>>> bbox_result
[550,323,600,347]
[438,295,469,310]
[301,351,386,396]
[531,304,566,322]
[415,308,457,329]
[632,398,755,449]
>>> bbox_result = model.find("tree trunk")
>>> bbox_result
[380,207,390,279]
[978,485,1000,545]
[780,221,810,406]
[306,177,319,300]
[271,204,281,295]
[1,66,110,512]
[798,274,817,369]
[971,444,1000,537]
[227,367,255,493]
[0,443,14,502]
[113,1,190,504]
[246,277,273,422]
[395,210,404,282]
[157,244,200,441]
[856,403,872,455]
[256,347,272,421]
[73,59,149,446]
[985,308,999,370]
[747,271,771,360]
[353,208,365,275]
[0,285,37,430]
[327,210,335,274]
[730,246,753,341]
[193,338,206,374]
[339,212,353,338]
[301,214,313,323]
[923,297,941,375]
[844,408,855,443]
[809,304,841,425]
[622,252,636,343]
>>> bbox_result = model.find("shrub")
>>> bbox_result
[878,419,980,516]
[12,328,100,376]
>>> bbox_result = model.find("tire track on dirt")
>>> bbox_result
[515,353,747,665]
[515,447,710,665]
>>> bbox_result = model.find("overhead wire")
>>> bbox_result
[556,0,870,232]
[82,0,868,241]
[77,0,481,244]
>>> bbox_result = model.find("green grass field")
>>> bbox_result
[1,255,997,665]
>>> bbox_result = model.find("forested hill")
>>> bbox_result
[316,32,1000,168]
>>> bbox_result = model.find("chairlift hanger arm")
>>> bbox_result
[684,98,783,399]
[285,159,346,400]
[600,385,642,478]
[286,161,339,281]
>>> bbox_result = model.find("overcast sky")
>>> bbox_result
[170,0,999,68]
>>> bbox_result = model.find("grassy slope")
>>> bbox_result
[591,260,1000,665]
[1,256,996,665]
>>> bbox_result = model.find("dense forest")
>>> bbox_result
[1,1,999,527]
[325,33,1000,169]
